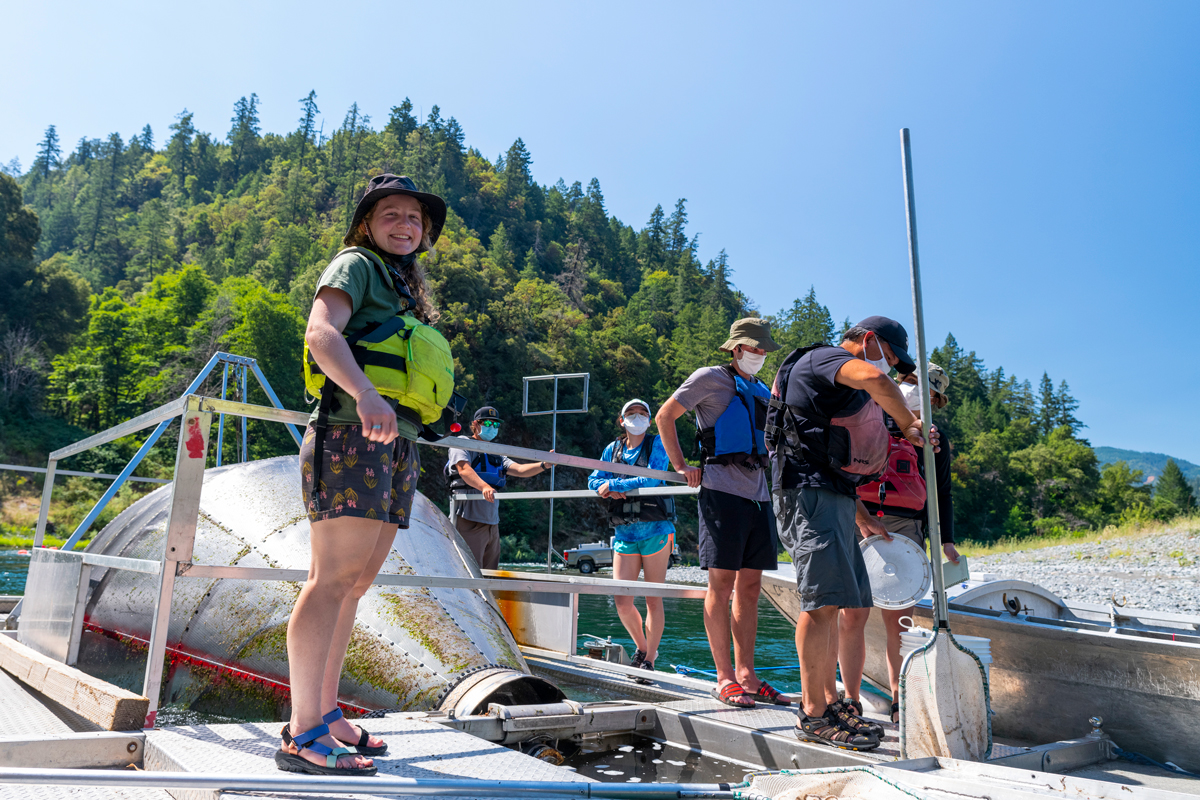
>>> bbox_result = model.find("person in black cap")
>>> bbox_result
[766,315,937,751]
[445,406,551,570]
[284,175,446,776]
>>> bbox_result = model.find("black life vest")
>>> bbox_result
[448,452,508,490]
[603,435,676,526]
[764,344,890,486]
[696,365,772,470]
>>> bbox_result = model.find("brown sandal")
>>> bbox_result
[794,709,879,751]
[831,699,884,737]
[752,680,792,706]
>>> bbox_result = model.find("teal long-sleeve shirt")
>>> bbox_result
[587,435,676,543]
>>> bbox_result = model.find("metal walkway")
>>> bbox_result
[144,715,590,800]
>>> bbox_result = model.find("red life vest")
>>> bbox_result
[856,436,927,512]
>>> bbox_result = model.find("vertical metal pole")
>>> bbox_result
[901,128,948,628]
[240,366,248,462]
[142,395,211,728]
[34,459,57,548]
[215,363,229,467]
[65,563,91,666]
[546,378,559,573]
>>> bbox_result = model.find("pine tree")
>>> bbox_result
[228,94,261,182]
[1036,372,1057,436]
[386,99,417,142]
[1155,459,1196,515]
[139,125,154,150]
[295,90,319,168]
[33,125,61,178]
[665,199,689,255]
[504,138,532,200]
[167,110,196,193]
[1053,380,1083,434]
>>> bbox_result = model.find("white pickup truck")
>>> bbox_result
[563,536,680,573]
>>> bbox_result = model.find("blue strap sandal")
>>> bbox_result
[324,707,388,756]
[276,722,377,776]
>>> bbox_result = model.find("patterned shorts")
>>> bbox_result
[300,424,421,527]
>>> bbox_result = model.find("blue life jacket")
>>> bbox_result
[697,366,772,470]
[448,452,507,489]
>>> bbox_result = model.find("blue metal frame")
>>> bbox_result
[59,352,302,551]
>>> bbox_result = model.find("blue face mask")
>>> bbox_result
[479,426,499,442]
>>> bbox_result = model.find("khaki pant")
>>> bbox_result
[455,517,501,570]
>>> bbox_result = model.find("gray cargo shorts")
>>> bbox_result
[773,485,873,613]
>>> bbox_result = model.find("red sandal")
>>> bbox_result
[752,680,792,706]
[712,681,755,708]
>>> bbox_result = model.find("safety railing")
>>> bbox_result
[23,391,705,727]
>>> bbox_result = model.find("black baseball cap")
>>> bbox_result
[857,316,917,375]
[473,406,503,423]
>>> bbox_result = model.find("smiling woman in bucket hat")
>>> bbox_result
[281,175,448,777]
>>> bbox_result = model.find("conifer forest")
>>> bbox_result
[0,93,1193,555]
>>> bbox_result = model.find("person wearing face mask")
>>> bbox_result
[656,318,788,709]
[588,400,677,680]
[765,316,939,751]
[850,363,959,723]
[445,406,551,570]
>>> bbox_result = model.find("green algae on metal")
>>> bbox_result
[376,589,489,676]
[340,624,427,706]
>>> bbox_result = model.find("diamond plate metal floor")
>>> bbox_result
[144,714,592,800]
[0,667,73,738]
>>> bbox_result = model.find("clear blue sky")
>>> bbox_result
[5,2,1199,463]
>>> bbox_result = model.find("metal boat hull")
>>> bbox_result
[77,456,526,716]
[761,566,1200,772]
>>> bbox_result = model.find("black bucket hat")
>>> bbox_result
[349,174,447,253]
[473,406,503,423]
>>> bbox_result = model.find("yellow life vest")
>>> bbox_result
[303,249,455,426]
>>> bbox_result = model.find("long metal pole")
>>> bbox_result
[33,459,56,548]
[142,395,212,727]
[901,128,948,628]
[240,365,248,462]
[547,377,559,573]
[0,768,734,798]
[248,360,303,445]
[215,363,229,467]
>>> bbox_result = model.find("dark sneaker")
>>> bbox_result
[633,659,656,685]
[630,649,647,668]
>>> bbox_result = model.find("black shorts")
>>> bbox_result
[697,487,779,571]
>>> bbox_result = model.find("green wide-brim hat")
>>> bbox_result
[719,317,780,353]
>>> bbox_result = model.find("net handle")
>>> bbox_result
[900,128,949,628]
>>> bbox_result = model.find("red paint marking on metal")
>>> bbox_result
[185,416,205,459]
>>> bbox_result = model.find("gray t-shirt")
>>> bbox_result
[446,446,516,525]
[672,365,770,502]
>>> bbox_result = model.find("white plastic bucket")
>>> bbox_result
[899,627,991,678]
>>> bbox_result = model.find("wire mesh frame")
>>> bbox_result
[898,628,994,761]
[521,373,590,572]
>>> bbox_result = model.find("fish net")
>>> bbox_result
[899,628,992,760]
[736,767,931,800]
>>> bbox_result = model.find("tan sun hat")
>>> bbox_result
[927,363,950,396]
[719,317,780,353]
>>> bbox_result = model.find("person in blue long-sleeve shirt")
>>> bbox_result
[588,399,677,679]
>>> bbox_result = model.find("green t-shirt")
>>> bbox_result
[308,248,420,441]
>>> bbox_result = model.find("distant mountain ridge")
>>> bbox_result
[1094,447,1200,481]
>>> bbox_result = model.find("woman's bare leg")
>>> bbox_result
[639,543,671,663]
[613,552,648,653]
[320,523,398,749]
[286,517,383,769]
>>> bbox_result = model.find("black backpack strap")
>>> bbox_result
[309,384,340,498]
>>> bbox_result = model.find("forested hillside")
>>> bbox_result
[0,92,1192,553]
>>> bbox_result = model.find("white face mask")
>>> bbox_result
[622,415,650,436]
[899,382,924,412]
[863,333,891,374]
[737,349,766,377]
